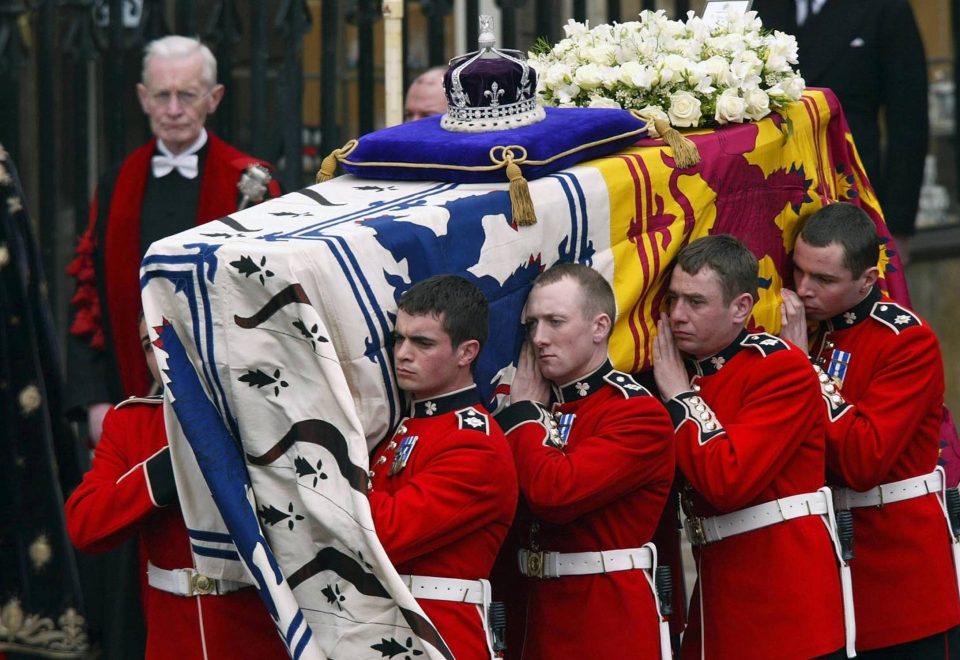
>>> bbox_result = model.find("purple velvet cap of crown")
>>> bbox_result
[441,47,545,132]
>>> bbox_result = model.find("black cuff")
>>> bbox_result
[665,396,689,429]
[494,400,549,435]
[146,447,177,507]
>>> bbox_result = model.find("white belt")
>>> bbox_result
[400,575,496,660]
[684,490,829,546]
[685,488,858,657]
[517,544,671,660]
[398,574,488,606]
[147,561,247,597]
[518,546,653,578]
[834,469,943,510]
[845,468,960,628]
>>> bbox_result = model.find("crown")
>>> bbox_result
[441,16,546,133]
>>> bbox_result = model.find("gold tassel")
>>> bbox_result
[316,152,339,183]
[653,118,700,169]
[315,140,359,183]
[506,157,537,226]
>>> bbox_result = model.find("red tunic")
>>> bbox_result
[368,386,518,660]
[64,397,287,660]
[670,332,845,660]
[66,134,281,409]
[496,362,674,660]
[811,287,960,650]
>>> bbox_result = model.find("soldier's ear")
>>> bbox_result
[730,292,754,326]
[592,312,611,344]
[859,266,879,294]
[456,339,480,368]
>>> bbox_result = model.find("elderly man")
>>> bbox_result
[496,263,675,659]
[404,66,447,122]
[781,203,960,658]
[66,35,280,443]
[653,235,848,659]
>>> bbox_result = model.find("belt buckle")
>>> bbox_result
[191,572,216,595]
[525,551,545,579]
[687,517,707,546]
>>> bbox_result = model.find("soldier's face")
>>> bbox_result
[393,310,476,400]
[137,53,224,155]
[140,318,162,386]
[665,266,751,360]
[792,237,876,321]
[524,278,608,385]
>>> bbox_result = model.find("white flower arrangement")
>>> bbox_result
[529,9,805,128]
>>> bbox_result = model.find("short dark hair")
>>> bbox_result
[676,235,758,304]
[798,202,879,278]
[397,275,489,350]
[533,262,616,324]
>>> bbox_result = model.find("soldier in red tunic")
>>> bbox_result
[781,202,960,658]
[64,317,288,659]
[367,275,518,660]
[495,263,675,659]
[653,235,848,659]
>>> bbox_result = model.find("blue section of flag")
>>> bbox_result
[159,320,295,648]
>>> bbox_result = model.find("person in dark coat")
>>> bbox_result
[0,145,90,658]
[753,0,929,264]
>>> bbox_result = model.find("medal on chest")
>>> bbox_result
[825,348,852,387]
[389,435,418,476]
[545,412,576,449]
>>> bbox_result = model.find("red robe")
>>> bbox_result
[64,397,288,659]
[670,332,845,660]
[496,362,674,659]
[811,286,960,650]
[368,386,518,660]
[66,134,280,409]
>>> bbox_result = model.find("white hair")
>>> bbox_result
[142,35,217,88]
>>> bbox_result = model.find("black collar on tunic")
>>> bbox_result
[552,359,613,405]
[410,385,480,418]
[686,329,749,377]
[821,285,882,332]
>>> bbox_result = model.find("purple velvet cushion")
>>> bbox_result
[338,107,648,183]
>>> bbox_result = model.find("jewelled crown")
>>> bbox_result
[441,15,546,133]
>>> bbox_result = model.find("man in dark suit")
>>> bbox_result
[753,0,928,265]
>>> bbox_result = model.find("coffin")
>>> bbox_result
[141,88,905,660]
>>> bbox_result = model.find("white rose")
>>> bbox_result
[574,63,604,89]
[618,61,657,89]
[701,56,729,78]
[588,95,622,109]
[744,88,771,120]
[782,75,806,101]
[668,91,702,127]
[714,89,746,124]
[765,53,788,73]
[583,45,616,66]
